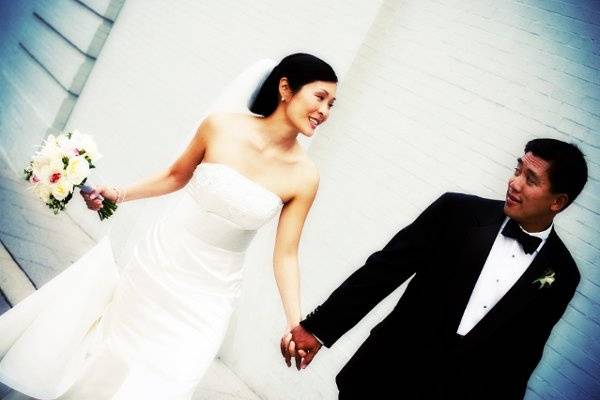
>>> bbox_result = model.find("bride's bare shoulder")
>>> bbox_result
[291,156,320,195]
[200,113,256,139]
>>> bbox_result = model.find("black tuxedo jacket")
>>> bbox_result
[301,193,580,399]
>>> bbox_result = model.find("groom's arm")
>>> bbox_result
[301,192,453,347]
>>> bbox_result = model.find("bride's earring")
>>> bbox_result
[281,97,285,102]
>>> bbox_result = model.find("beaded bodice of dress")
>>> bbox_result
[160,162,283,254]
[187,162,283,230]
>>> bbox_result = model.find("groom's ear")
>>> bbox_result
[278,77,292,101]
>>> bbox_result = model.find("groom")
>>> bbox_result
[283,138,588,399]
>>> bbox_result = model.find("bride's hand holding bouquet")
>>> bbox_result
[80,185,121,215]
[24,130,118,220]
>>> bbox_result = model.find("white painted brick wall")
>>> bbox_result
[21,12,94,94]
[300,1,600,399]
[79,0,125,21]
[35,0,113,57]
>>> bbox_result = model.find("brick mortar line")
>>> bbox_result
[0,287,11,308]
[73,0,116,23]
[32,10,98,61]
[18,42,79,98]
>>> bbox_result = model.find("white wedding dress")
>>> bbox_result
[0,161,283,399]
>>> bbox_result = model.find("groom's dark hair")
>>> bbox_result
[250,53,337,117]
[525,138,588,208]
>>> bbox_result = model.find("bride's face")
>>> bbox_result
[285,81,337,136]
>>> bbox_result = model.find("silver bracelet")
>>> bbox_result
[112,186,125,204]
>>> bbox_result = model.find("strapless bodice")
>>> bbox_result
[154,162,283,255]
[187,162,283,230]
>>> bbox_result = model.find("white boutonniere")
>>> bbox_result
[532,269,556,289]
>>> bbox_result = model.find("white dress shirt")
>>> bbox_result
[456,218,552,336]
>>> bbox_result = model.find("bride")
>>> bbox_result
[0,53,337,399]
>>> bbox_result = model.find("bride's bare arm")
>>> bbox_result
[273,164,319,329]
[82,116,215,209]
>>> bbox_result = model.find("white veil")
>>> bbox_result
[109,58,277,267]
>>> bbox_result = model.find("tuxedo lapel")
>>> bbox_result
[466,229,559,340]
[443,204,505,335]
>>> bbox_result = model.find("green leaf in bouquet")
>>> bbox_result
[63,191,73,204]
[83,154,95,168]
[24,168,33,181]
[24,161,34,181]
[97,198,118,221]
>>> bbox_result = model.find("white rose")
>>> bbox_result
[34,184,51,203]
[69,130,84,153]
[31,158,49,178]
[50,156,66,175]
[39,142,62,162]
[70,130,83,142]
[36,156,64,185]
[71,129,83,141]
[63,131,82,157]
[32,151,50,166]
[80,134,101,162]
[41,134,60,156]
[45,134,58,146]
[50,178,73,201]
[57,133,71,148]
[38,164,52,185]
[65,155,90,185]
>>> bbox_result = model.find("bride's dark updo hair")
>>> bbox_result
[250,53,338,117]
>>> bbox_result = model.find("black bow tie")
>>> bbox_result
[501,219,542,255]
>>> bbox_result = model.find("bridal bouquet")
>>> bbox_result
[24,130,117,220]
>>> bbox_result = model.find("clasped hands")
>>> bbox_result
[280,325,322,370]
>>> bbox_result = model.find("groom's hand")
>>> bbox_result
[285,325,322,370]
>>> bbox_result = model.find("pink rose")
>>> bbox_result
[50,172,61,183]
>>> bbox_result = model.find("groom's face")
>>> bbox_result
[504,152,564,231]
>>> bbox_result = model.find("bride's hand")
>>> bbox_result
[280,321,300,367]
[80,186,118,210]
[280,329,295,368]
